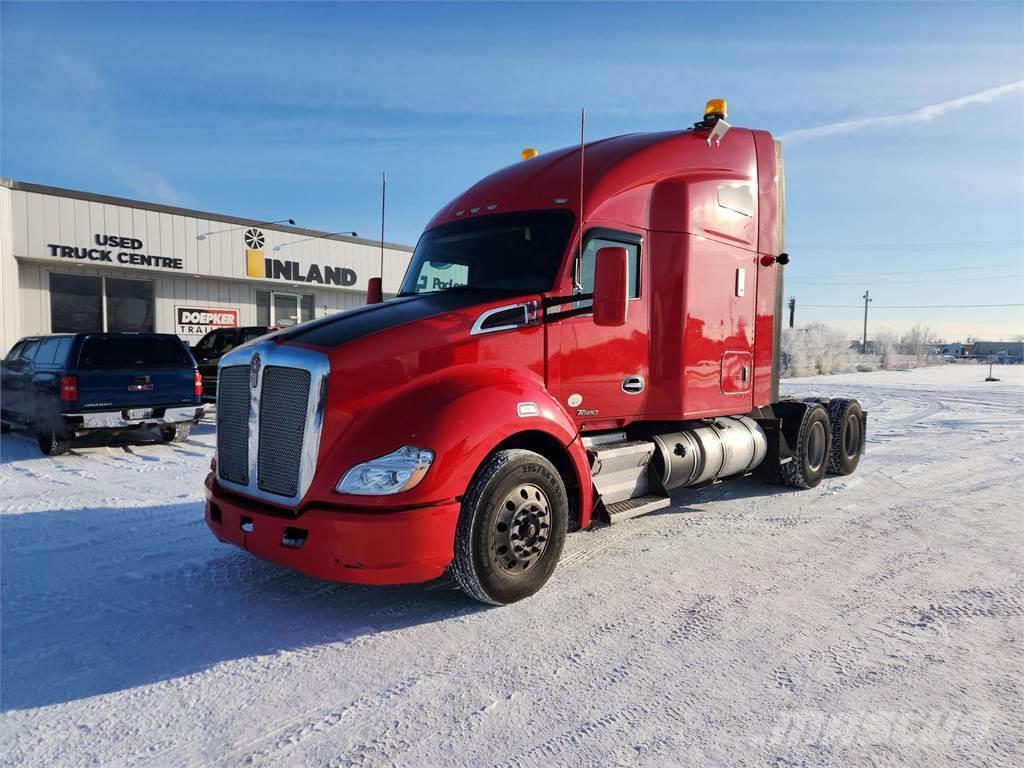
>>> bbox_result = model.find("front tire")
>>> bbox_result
[451,449,568,605]
[780,404,831,489]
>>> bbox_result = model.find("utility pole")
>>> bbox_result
[862,290,872,354]
[787,297,796,328]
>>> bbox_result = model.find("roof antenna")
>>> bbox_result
[579,106,585,238]
[366,171,386,304]
[380,170,386,278]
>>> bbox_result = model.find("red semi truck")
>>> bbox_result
[205,100,865,605]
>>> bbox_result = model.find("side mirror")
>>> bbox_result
[366,276,383,305]
[592,246,628,327]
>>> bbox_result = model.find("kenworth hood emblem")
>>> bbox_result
[250,354,261,388]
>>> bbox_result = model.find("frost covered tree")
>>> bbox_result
[875,328,899,369]
[782,323,854,377]
[900,323,935,364]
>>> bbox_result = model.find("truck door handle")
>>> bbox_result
[621,375,645,394]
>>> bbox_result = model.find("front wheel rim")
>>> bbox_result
[492,483,552,575]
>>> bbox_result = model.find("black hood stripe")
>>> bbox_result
[278,290,524,349]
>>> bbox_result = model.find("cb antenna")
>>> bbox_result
[579,106,585,241]
[380,171,386,279]
[573,106,585,293]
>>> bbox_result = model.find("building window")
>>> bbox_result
[48,273,154,334]
[106,277,154,332]
[256,290,314,328]
[50,273,103,333]
[256,290,270,326]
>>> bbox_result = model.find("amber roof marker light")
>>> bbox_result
[698,98,731,147]
[521,147,538,161]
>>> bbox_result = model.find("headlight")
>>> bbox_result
[336,446,435,496]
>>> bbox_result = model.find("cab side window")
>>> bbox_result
[34,338,63,366]
[577,235,641,307]
[5,341,27,363]
[19,340,41,363]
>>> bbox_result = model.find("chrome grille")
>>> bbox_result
[257,366,312,497]
[216,366,251,484]
[215,342,328,506]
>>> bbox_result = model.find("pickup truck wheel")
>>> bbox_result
[826,398,863,475]
[780,404,831,490]
[160,423,192,443]
[452,449,568,605]
[36,425,71,456]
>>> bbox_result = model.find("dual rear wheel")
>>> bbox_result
[781,399,863,489]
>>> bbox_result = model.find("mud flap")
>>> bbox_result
[754,417,794,484]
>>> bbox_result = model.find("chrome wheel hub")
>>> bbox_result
[807,420,827,471]
[493,483,551,575]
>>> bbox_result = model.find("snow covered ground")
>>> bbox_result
[2,365,1022,767]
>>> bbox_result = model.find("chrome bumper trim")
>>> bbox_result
[66,406,203,429]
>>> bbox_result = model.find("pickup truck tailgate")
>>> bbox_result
[75,336,196,409]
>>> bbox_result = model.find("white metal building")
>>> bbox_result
[0,179,414,353]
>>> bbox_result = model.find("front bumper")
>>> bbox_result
[65,405,204,430]
[205,478,460,585]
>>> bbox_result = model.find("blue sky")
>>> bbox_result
[2,1,1022,339]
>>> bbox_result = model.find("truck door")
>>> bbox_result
[554,229,649,427]
[2,340,39,423]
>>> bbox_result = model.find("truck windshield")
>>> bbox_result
[195,329,239,353]
[399,210,574,296]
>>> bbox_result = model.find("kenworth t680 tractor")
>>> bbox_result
[205,100,866,605]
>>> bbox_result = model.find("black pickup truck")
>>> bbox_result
[191,326,276,400]
[1,333,204,455]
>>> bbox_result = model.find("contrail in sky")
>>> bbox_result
[779,80,1024,143]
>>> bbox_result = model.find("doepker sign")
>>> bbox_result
[175,306,239,336]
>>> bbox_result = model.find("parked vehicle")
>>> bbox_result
[205,100,867,604]
[191,326,276,401]
[1,333,204,455]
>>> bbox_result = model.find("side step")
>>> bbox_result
[588,439,657,505]
[604,494,672,524]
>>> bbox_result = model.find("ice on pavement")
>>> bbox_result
[1,365,1022,766]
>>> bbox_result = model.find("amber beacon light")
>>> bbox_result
[703,99,728,121]
[521,147,538,161]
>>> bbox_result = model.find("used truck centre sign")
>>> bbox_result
[45,233,184,271]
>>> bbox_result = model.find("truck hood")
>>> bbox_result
[276,289,523,350]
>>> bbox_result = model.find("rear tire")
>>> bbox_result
[160,423,192,443]
[826,399,863,475]
[451,449,568,605]
[36,425,70,456]
[780,404,831,489]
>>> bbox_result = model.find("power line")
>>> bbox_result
[789,240,1023,252]
[802,303,1024,309]
[790,274,1024,285]
[788,261,1023,280]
